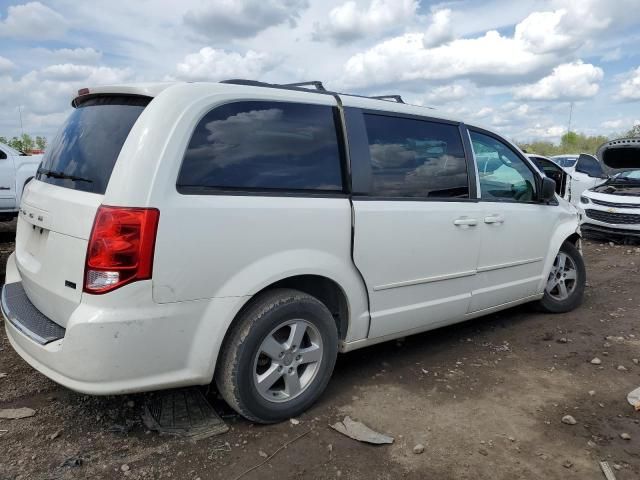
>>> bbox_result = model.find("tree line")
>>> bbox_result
[0,134,47,153]
[518,125,640,157]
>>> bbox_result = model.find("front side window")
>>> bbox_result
[177,101,344,193]
[363,114,469,198]
[471,131,537,202]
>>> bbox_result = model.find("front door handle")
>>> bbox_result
[484,215,505,224]
[453,217,478,227]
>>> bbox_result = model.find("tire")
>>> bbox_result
[215,288,338,423]
[537,241,586,313]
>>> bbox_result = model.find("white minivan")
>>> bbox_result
[2,81,585,423]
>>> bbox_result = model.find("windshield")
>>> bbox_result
[613,170,640,182]
[552,156,577,168]
[36,95,150,194]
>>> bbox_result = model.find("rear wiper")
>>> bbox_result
[37,168,93,183]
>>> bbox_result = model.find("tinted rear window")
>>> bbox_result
[37,96,150,194]
[363,114,469,198]
[177,101,344,193]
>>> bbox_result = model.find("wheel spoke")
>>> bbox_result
[546,276,559,291]
[557,253,567,271]
[298,344,322,364]
[564,269,577,281]
[260,334,284,360]
[287,321,307,349]
[558,280,568,299]
[256,364,283,395]
[284,371,302,397]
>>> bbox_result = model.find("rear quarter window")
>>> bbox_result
[37,96,150,194]
[177,101,344,193]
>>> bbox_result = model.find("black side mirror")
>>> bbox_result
[539,176,556,202]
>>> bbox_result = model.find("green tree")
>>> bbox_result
[0,136,7,146]
[626,125,640,138]
[35,136,47,150]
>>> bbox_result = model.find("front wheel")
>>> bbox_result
[537,241,586,313]
[215,289,338,423]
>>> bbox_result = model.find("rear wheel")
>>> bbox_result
[537,241,585,313]
[215,289,338,423]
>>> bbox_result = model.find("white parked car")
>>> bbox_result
[0,142,41,220]
[550,153,607,204]
[3,81,585,423]
[580,138,640,240]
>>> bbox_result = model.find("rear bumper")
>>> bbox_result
[2,252,243,395]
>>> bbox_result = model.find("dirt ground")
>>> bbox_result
[1,224,640,480]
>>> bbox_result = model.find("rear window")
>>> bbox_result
[37,96,150,194]
[363,114,469,198]
[177,101,344,193]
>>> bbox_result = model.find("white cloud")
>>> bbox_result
[341,0,636,89]
[172,47,276,82]
[342,29,554,88]
[422,84,468,104]
[0,2,68,39]
[618,67,640,101]
[519,124,566,140]
[514,61,603,101]
[314,0,417,44]
[601,119,624,130]
[422,9,454,48]
[0,56,14,74]
[34,47,102,65]
[184,0,309,41]
[0,64,134,117]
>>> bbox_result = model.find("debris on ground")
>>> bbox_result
[591,357,602,365]
[290,418,300,425]
[330,416,394,445]
[47,429,62,440]
[620,432,631,440]
[0,407,35,419]
[627,387,640,410]
[61,457,83,468]
[600,461,617,480]
[561,415,577,425]
[413,444,425,454]
[141,387,228,440]
[0,373,7,379]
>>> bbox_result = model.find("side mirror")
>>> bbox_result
[539,176,556,202]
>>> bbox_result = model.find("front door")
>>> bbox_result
[468,130,558,312]
[349,110,482,338]
[0,147,16,210]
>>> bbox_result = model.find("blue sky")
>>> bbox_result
[0,0,639,143]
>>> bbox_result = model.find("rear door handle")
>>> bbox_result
[484,215,505,224]
[453,217,478,227]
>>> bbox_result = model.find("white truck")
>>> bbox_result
[0,142,41,221]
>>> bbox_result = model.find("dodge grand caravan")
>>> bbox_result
[2,80,585,423]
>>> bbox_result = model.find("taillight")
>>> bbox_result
[84,206,160,294]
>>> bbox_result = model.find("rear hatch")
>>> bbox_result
[16,95,150,327]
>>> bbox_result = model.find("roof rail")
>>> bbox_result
[280,81,326,91]
[218,79,415,106]
[370,95,405,104]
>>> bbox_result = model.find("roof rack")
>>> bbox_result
[370,95,405,103]
[280,81,326,91]
[219,79,410,106]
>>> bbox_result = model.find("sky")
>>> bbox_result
[0,0,639,144]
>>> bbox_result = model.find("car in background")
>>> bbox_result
[580,138,640,240]
[0,142,41,221]
[528,153,606,206]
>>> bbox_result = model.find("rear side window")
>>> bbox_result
[37,96,150,194]
[362,114,469,198]
[177,101,344,193]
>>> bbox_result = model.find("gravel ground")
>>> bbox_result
[1,230,640,480]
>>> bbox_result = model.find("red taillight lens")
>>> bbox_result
[84,206,160,294]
